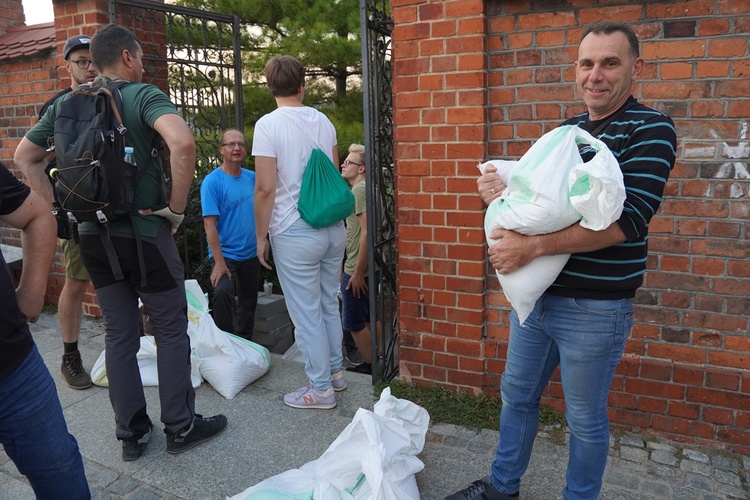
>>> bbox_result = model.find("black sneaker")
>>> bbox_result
[444,476,519,500]
[345,349,365,366]
[121,423,153,462]
[61,350,92,390]
[346,362,372,375]
[166,414,228,454]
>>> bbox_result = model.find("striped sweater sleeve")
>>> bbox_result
[550,100,677,299]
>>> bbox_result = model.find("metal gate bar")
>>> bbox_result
[360,0,396,383]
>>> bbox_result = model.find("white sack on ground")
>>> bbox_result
[91,335,203,389]
[92,280,271,399]
[185,279,271,399]
[480,125,625,324]
[228,387,430,500]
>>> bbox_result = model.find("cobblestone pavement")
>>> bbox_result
[0,313,748,499]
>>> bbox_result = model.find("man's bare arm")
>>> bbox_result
[254,156,277,270]
[14,137,54,206]
[1,190,57,322]
[151,114,195,213]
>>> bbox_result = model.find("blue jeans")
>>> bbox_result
[340,271,380,332]
[490,293,633,500]
[270,218,346,390]
[0,344,90,499]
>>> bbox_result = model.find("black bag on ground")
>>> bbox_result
[51,79,136,225]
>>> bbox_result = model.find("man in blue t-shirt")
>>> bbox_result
[200,129,260,341]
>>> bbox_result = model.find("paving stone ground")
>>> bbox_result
[1,313,747,499]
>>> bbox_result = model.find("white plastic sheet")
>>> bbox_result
[480,125,625,324]
[228,387,430,500]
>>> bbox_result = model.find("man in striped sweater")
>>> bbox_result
[447,21,677,500]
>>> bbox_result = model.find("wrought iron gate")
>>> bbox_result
[360,0,396,382]
[110,0,244,287]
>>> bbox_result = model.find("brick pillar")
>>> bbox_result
[392,0,489,393]
[1,0,24,33]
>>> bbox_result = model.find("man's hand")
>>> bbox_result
[139,204,184,234]
[257,237,272,270]
[210,260,231,288]
[478,163,506,205]
[488,228,536,275]
[346,272,368,299]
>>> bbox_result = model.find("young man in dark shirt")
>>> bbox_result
[0,162,90,498]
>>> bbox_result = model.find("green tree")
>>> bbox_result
[176,0,362,98]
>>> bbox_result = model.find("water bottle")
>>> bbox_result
[124,146,136,165]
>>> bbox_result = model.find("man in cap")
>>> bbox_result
[38,34,98,390]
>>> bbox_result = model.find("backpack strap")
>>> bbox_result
[96,79,151,287]
[98,224,125,282]
[277,113,322,207]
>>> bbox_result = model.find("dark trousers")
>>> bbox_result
[79,227,195,438]
[211,256,261,341]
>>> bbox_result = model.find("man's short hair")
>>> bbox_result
[349,143,365,167]
[581,21,640,58]
[90,24,142,72]
[264,56,305,97]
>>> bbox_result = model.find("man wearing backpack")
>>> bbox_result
[15,24,227,462]
[38,34,98,391]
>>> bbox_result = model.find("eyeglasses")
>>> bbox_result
[343,159,363,167]
[221,142,247,149]
[71,59,93,69]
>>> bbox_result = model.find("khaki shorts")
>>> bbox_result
[62,238,91,281]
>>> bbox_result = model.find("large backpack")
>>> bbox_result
[51,79,138,225]
[51,79,165,285]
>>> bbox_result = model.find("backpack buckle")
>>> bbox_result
[96,210,108,224]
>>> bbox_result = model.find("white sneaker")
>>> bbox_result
[283,384,336,409]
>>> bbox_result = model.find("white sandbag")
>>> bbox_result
[480,125,624,324]
[190,314,271,399]
[90,335,202,389]
[229,387,429,500]
[185,279,271,400]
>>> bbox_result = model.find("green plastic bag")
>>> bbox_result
[298,148,355,228]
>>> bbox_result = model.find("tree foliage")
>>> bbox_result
[173,0,366,155]
[175,0,362,97]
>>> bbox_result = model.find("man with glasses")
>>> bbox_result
[340,144,377,375]
[200,128,260,341]
[37,34,98,390]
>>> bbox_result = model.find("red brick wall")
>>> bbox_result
[0,0,112,316]
[393,0,750,453]
[0,0,168,316]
